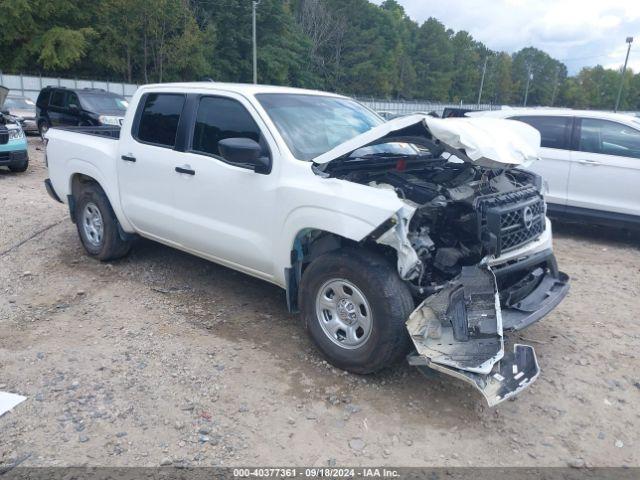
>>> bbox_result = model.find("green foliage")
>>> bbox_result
[36,27,94,70]
[0,0,636,110]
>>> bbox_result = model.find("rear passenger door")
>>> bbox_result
[65,91,82,125]
[568,118,640,216]
[117,92,188,244]
[510,115,574,213]
[47,90,68,127]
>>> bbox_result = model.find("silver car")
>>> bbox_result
[3,95,38,133]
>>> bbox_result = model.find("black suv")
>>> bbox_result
[36,86,128,136]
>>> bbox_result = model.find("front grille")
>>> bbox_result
[476,186,546,256]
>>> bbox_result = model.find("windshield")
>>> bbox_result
[5,97,35,109]
[256,93,385,161]
[78,93,128,112]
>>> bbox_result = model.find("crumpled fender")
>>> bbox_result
[374,205,421,281]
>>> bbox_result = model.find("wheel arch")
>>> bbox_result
[285,228,357,313]
[66,167,133,232]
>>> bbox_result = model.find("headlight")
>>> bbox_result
[99,115,122,126]
[8,128,25,140]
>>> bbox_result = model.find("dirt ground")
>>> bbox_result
[1,138,639,468]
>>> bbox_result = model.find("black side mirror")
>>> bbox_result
[68,104,79,113]
[1,109,9,115]
[218,137,271,174]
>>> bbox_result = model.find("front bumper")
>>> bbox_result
[406,250,569,406]
[0,149,28,166]
[495,250,569,331]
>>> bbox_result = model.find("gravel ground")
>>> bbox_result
[1,138,639,468]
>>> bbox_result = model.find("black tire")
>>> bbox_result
[38,120,50,139]
[8,159,28,173]
[75,183,132,261]
[299,248,415,374]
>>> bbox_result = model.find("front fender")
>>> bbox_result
[275,205,393,286]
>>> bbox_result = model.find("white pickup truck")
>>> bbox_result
[44,82,569,405]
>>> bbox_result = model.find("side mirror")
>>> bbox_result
[68,104,79,112]
[218,137,271,174]
[1,109,9,115]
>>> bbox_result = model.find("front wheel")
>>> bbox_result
[299,248,415,374]
[75,183,132,261]
[8,159,28,173]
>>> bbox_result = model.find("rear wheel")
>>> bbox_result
[75,183,132,261]
[38,120,50,139]
[299,248,415,374]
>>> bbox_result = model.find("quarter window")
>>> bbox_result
[191,96,263,159]
[136,93,185,148]
[510,115,572,150]
[578,118,640,159]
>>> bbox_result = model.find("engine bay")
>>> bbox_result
[331,153,546,295]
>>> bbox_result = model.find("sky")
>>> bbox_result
[373,0,640,75]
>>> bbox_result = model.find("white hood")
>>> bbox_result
[312,114,541,169]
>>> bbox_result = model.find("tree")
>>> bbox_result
[412,18,454,100]
[0,0,95,72]
[511,47,566,106]
[0,0,633,109]
[449,31,483,102]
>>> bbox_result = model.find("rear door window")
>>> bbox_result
[50,90,66,108]
[578,118,640,159]
[135,93,185,148]
[510,115,573,150]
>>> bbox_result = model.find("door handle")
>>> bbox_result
[121,155,136,162]
[175,166,195,175]
[578,159,601,166]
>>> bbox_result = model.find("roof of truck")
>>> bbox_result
[138,82,345,98]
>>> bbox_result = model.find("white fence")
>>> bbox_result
[355,97,499,116]
[0,72,138,101]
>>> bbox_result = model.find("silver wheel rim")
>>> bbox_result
[81,202,104,247]
[315,278,373,349]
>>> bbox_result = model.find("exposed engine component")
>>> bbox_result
[345,159,546,295]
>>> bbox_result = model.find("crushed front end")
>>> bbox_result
[393,175,569,406]
[393,175,569,405]
[315,115,570,406]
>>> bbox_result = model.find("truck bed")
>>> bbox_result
[51,125,121,139]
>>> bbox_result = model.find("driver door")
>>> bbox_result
[172,93,280,280]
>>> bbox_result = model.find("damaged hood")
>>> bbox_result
[312,114,541,169]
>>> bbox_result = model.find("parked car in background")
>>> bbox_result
[2,95,38,133]
[43,82,569,406]
[36,86,128,137]
[469,108,640,229]
[0,87,29,172]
